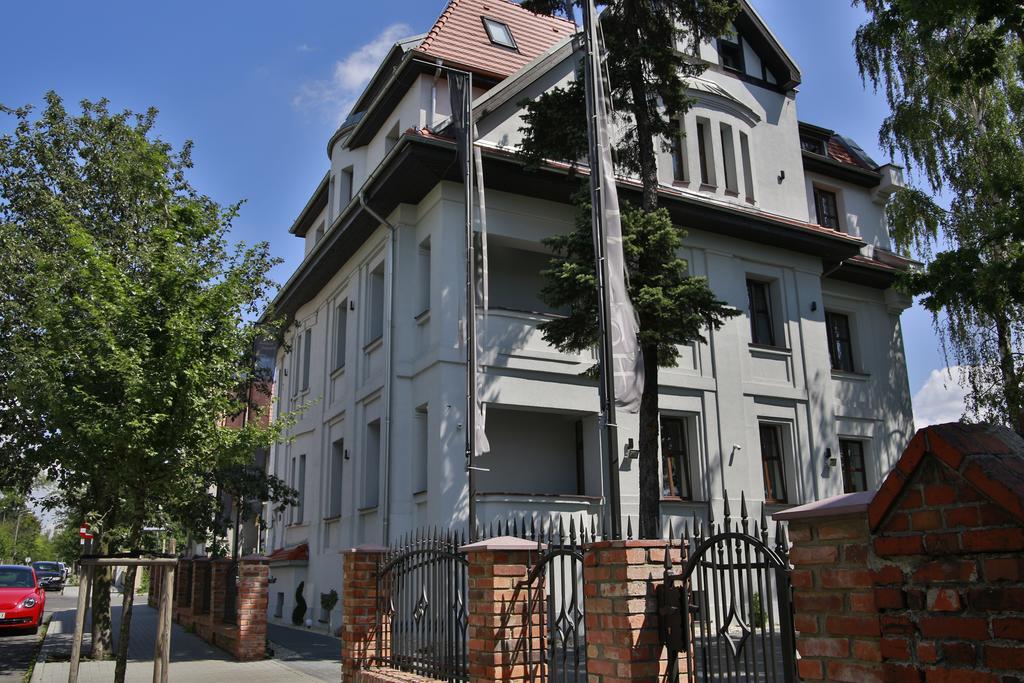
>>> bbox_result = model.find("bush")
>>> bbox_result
[291,581,307,626]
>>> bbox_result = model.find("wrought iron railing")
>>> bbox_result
[375,529,469,682]
[200,563,212,614]
[223,561,238,625]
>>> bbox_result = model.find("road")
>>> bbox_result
[0,586,77,683]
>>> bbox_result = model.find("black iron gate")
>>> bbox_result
[659,493,797,683]
[374,529,469,682]
[515,518,588,683]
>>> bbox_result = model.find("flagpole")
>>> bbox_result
[582,0,622,540]
[462,72,480,542]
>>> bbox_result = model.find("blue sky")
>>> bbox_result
[1,0,962,425]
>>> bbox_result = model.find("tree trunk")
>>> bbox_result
[996,316,1024,435]
[113,521,144,683]
[638,343,661,539]
[113,566,138,683]
[628,70,661,213]
[90,543,113,660]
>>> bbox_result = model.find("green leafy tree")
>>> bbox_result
[519,0,740,538]
[0,93,294,679]
[855,2,1024,433]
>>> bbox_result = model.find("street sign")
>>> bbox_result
[79,523,94,540]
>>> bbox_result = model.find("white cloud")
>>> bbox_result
[293,23,412,121]
[912,366,969,430]
[296,43,315,54]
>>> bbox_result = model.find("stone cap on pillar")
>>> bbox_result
[341,544,389,555]
[239,555,271,563]
[459,536,545,552]
[772,491,874,522]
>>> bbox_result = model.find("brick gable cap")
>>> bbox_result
[868,423,1024,531]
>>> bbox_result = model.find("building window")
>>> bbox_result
[413,406,428,494]
[746,279,776,347]
[362,420,381,509]
[825,311,855,372]
[669,120,687,182]
[334,300,348,370]
[417,238,431,316]
[385,122,400,154]
[759,424,788,504]
[740,132,754,202]
[661,417,693,499]
[293,454,306,524]
[328,439,344,518]
[366,264,385,344]
[482,17,516,49]
[301,328,312,391]
[720,123,738,194]
[814,187,841,230]
[341,166,354,206]
[696,119,713,186]
[840,439,868,493]
[290,333,301,396]
[800,135,827,156]
[718,35,744,73]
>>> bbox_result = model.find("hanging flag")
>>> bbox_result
[449,71,491,456]
[587,0,645,411]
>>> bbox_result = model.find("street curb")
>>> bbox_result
[29,614,54,683]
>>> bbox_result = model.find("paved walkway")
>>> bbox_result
[32,596,332,682]
[267,622,341,681]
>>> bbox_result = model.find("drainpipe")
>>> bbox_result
[358,192,398,545]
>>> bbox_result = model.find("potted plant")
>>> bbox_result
[320,589,339,632]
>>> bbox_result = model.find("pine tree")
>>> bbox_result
[519,0,741,538]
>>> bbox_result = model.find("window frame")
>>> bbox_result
[660,416,694,500]
[814,186,841,230]
[365,263,386,346]
[696,119,713,187]
[839,439,868,493]
[482,17,517,50]
[746,279,777,347]
[759,423,789,504]
[361,419,382,510]
[669,119,687,183]
[300,328,312,392]
[334,299,348,371]
[825,310,855,372]
[717,35,745,73]
[327,438,344,519]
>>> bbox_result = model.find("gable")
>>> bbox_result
[715,0,801,91]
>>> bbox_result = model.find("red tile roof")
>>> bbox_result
[417,0,575,81]
[268,543,308,564]
[826,137,870,170]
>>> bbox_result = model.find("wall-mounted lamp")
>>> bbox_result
[624,438,640,459]
[778,170,786,183]
[344,449,350,461]
[826,447,837,467]
[811,301,818,312]
[349,300,356,311]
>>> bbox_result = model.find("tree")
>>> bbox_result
[519,0,740,538]
[0,93,294,679]
[854,2,1024,433]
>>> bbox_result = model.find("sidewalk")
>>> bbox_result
[33,595,324,682]
[267,621,340,682]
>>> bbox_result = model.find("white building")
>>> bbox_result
[262,0,916,629]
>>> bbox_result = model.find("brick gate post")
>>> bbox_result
[462,536,546,683]
[582,538,686,682]
[341,545,387,682]
[235,555,270,661]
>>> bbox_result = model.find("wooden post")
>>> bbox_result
[69,563,93,683]
[153,539,176,683]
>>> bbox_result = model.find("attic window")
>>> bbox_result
[800,135,827,156]
[483,17,517,49]
[718,35,744,73]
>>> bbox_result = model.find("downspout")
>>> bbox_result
[358,191,398,545]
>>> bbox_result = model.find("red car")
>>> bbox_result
[0,565,46,634]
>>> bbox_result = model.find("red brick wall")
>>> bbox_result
[871,455,1024,681]
[782,424,1024,683]
[342,547,386,681]
[787,516,882,682]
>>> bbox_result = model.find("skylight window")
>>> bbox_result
[482,17,517,49]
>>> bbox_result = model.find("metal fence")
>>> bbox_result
[181,562,193,608]
[375,529,469,682]
[223,561,238,625]
[200,563,212,615]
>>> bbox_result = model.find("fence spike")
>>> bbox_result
[664,525,674,570]
[627,515,633,540]
[488,519,494,539]
[740,491,750,534]
[723,490,732,528]
[760,502,770,546]
[590,516,596,541]
[569,515,576,544]
[558,517,565,544]
[530,516,537,541]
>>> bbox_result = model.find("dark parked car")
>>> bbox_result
[30,562,64,592]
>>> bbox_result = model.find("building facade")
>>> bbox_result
[261,0,916,629]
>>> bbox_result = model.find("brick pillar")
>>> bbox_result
[235,555,270,661]
[341,545,387,682]
[776,494,882,683]
[210,559,229,623]
[583,539,685,682]
[462,537,546,683]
